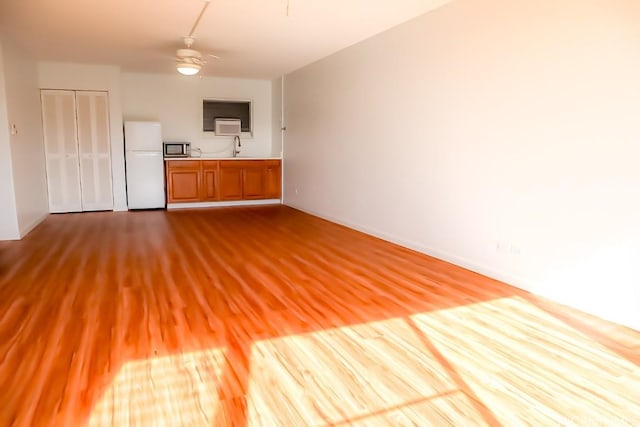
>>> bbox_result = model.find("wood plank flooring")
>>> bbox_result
[0,206,638,426]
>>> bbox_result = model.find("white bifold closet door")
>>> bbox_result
[41,90,113,213]
[41,90,82,213]
[75,91,113,211]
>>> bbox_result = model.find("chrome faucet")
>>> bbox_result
[232,135,241,157]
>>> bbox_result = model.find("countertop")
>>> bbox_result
[164,156,281,161]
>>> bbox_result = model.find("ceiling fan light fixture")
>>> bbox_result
[174,1,214,76]
[176,62,201,75]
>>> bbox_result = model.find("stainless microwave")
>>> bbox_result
[163,142,191,158]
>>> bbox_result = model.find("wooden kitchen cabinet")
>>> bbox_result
[222,160,282,200]
[202,161,219,201]
[219,160,281,200]
[166,160,202,203]
[166,159,281,204]
[264,161,282,199]
[219,163,243,200]
[242,164,267,199]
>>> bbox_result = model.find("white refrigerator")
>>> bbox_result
[124,121,165,209]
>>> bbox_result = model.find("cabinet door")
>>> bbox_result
[264,162,282,199]
[167,163,201,202]
[202,161,219,201]
[243,165,266,199]
[219,164,243,200]
[41,90,82,213]
[76,91,113,211]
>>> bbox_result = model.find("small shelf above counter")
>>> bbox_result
[165,158,281,209]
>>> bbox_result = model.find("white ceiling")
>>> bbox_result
[0,0,451,79]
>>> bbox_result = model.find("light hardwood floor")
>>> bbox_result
[0,206,638,426]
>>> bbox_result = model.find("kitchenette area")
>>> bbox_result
[32,67,280,218]
[124,118,281,211]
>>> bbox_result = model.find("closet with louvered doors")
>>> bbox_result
[41,90,113,213]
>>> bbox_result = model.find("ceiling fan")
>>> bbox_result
[175,0,219,76]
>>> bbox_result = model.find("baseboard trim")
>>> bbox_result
[167,199,282,209]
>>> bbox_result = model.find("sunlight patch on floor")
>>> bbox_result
[410,296,640,426]
[84,297,640,426]
[245,317,488,426]
[87,347,227,427]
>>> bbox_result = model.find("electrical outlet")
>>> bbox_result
[497,239,523,257]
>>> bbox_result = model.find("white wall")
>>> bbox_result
[0,42,20,240]
[283,0,640,330]
[121,73,272,158]
[38,62,127,211]
[271,76,283,157]
[2,38,49,237]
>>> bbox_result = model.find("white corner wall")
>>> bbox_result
[121,73,272,158]
[283,0,640,330]
[2,38,49,237]
[0,42,20,240]
[38,62,128,211]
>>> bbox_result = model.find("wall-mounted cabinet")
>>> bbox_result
[166,159,281,204]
